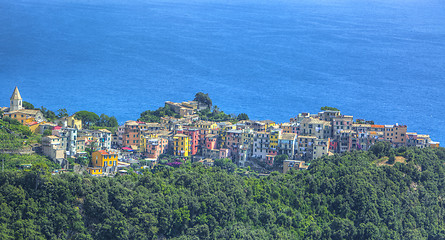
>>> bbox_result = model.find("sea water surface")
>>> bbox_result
[1,0,444,143]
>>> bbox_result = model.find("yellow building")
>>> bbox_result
[88,150,118,175]
[195,121,218,130]
[173,134,190,157]
[4,87,47,123]
[25,121,42,133]
[53,115,82,129]
[4,109,46,124]
[269,129,281,150]
[89,167,103,175]
[66,115,82,129]
[260,120,276,130]
[217,123,235,148]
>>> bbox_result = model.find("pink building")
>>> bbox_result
[145,137,169,159]
[184,129,200,156]
[226,130,242,158]
[205,134,217,150]
[266,149,277,166]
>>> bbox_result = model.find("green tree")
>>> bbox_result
[274,154,288,167]
[194,92,212,109]
[98,114,110,127]
[321,106,340,111]
[237,113,249,121]
[214,158,237,172]
[75,111,100,128]
[40,106,57,121]
[388,153,395,164]
[22,101,34,109]
[139,105,179,123]
[108,116,118,127]
[43,129,52,136]
[57,108,69,119]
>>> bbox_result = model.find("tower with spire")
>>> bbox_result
[10,86,23,111]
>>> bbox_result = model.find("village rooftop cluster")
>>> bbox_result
[1,87,440,175]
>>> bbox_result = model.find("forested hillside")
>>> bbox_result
[0,146,444,239]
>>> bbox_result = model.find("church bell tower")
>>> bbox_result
[10,86,23,111]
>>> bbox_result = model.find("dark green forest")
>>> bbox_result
[0,146,444,239]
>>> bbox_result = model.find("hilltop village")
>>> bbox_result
[1,87,441,175]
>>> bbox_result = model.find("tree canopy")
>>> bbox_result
[237,113,249,121]
[75,111,100,128]
[0,146,443,239]
[22,101,34,109]
[57,108,69,118]
[321,106,340,111]
[194,92,212,109]
[139,105,180,123]
[40,106,57,121]
[74,111,118,129]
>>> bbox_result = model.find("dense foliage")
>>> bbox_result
[0,118,35,151]
[40,106,57,122]
[197,106,249,123]
[0,147,444,239]
[0,153,59,171]
[320,106,339,111]
[194,92,212,109]
[139,105,180,123]
[22,101,34,110]
[197,106,237,122]
[75,111,118,128]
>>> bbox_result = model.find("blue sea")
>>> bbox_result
[1,0,444,144]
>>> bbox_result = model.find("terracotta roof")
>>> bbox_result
[97,150,109,155]
[25,121,38,126]
[371,125,385,128]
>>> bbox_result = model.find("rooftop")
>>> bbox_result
[280,133,297,140]
[10,86,22,100]
[174,134,188,138]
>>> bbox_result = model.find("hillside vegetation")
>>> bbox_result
[0,146,444,239]
[0,118,40,151]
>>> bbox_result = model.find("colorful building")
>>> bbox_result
[54,115,82,129]
[269,129,281,150]
[122,120,141,149]
[184,129,200,156]
[89,150,119,175]
[173,134,190,157]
